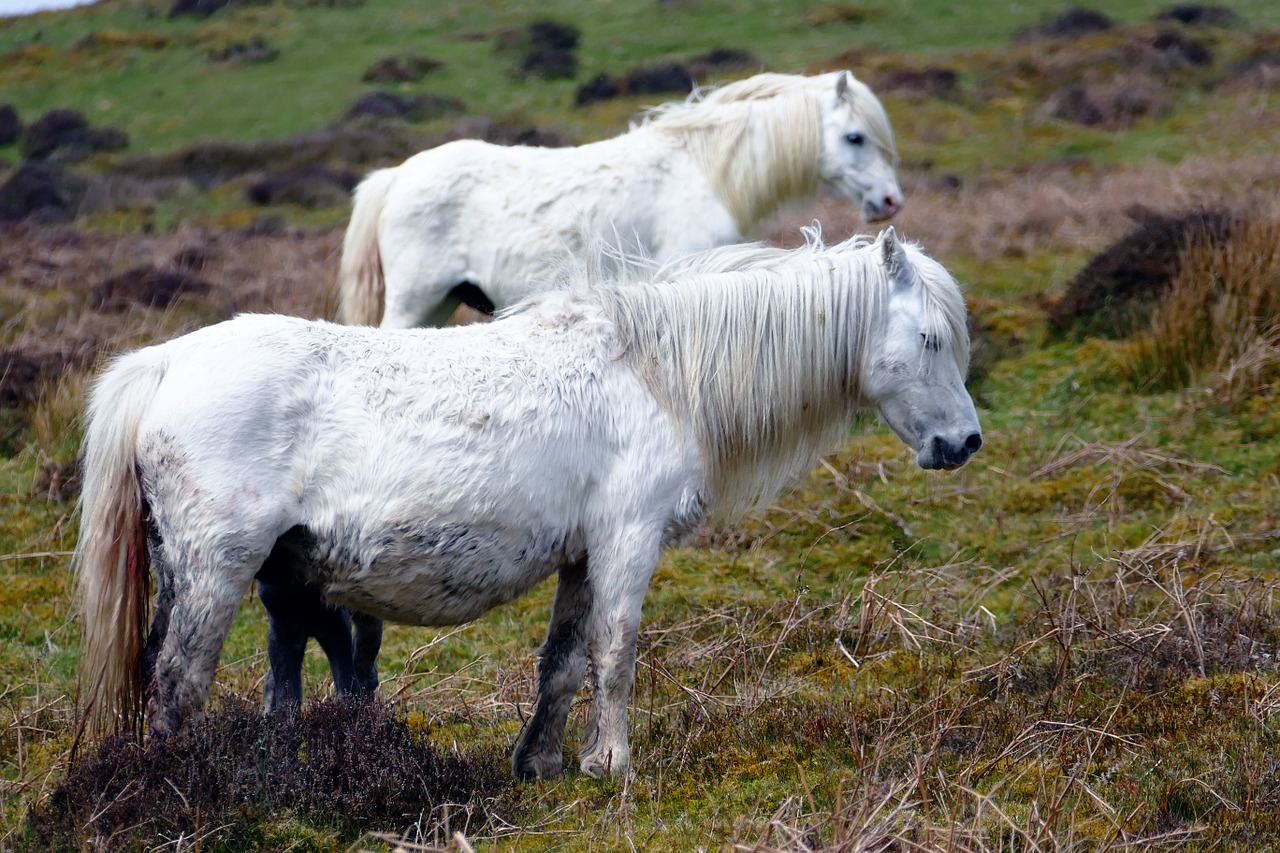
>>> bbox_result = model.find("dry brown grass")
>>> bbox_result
[767,149,1280,266]
[1132,207,1280,389]
[718,519,1280,852]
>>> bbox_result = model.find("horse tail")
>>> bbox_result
[337,167,397,325]
[75,348,168,741]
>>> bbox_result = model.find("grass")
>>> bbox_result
[0,0,1278,159]
[4,0,1280,850]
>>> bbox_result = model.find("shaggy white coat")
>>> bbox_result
[338,71,902,327]
[76,230,979,780]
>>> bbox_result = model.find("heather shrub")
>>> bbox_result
[28,697,515,850]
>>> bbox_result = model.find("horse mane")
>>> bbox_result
[642,72,897,232]
[593,230,967,520]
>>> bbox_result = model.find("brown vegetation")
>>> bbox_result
[28,698,515,849]
[20,109,129,161]
[1047,207,1234,339]
[575,48,759,106]
[362,55,444,84]
[1134,209,1280,389]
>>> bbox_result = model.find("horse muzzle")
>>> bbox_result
[919,431,983,470]
[863,193,903,222]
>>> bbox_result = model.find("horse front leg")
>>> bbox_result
[512,558,591,780]
[578,529,663,779]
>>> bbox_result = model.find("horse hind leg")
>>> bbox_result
[257,528,363,709]
[258,579,310,713]
[379,243,477,329]
[308,601,362,699]
[512,559,591,780]
[147,542,265,739]
[141,529,173,696]
[351,611,383,699]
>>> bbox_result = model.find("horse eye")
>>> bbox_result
[845,132,865,146]
[921,333,941,352]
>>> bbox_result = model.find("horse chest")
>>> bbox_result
[305,520,586,627]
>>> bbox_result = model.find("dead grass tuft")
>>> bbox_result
[1130,208,1280,388]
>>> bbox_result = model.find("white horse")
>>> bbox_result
[75,228,979,780]
[338,70,903,328]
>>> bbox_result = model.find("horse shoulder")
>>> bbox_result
[579,350,705,525]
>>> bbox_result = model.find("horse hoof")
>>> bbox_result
[579,748,629,780]
[512,749,565,781]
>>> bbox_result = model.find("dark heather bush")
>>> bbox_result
[246,165,359,208]
[90,265,212,311]
[1017,6,1114,40]
[1048,207,1234,338]
[576,72,620,106]
[28,697,515,850]
[343,91,465,123]
[0,161,86,222]
[517,47,579,80]
[621,62,698,95]
[20,109,128,160]
[362,55,444,83]
[0,104,22,146]
[1154,3,1240,27]
[528,19,580,51]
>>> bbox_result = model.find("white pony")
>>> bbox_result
[75,228,980,780]
[338,70,903,328]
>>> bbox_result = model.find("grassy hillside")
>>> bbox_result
[2,0,1279,156]
[4,0,1280,850]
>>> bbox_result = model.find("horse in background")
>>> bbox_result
[255,555,381,712]
[75,227,979,779]
[339,70,902,328]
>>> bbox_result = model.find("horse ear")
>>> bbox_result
[835,70,851,103]
[878,226,912,287]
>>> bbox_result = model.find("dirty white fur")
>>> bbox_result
[338,70,902,327]
[76,229,978,780]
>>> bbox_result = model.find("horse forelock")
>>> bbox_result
[905,243,970,376]
[597,234,897,520]
[838,74,898,166]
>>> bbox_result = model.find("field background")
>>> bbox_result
[3,0,1280,849]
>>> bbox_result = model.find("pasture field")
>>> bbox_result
[3,0,1280,849]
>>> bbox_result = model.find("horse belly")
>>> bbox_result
[314,521,585,627]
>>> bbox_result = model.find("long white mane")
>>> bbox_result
[641,73,898,233]
[588,231,968,520]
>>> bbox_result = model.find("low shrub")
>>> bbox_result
[28,697,515,850]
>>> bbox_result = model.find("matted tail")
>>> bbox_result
[75,349,168,741]
[337,167,397,325]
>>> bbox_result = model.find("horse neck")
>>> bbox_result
[671,91,822,234]
[605,255,884,519]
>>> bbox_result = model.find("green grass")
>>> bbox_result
[3,0,1280,158]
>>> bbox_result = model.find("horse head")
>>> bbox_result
[863,227,981,470]
[819,71,903,222]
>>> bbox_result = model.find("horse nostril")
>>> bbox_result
[965,432,983,452]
